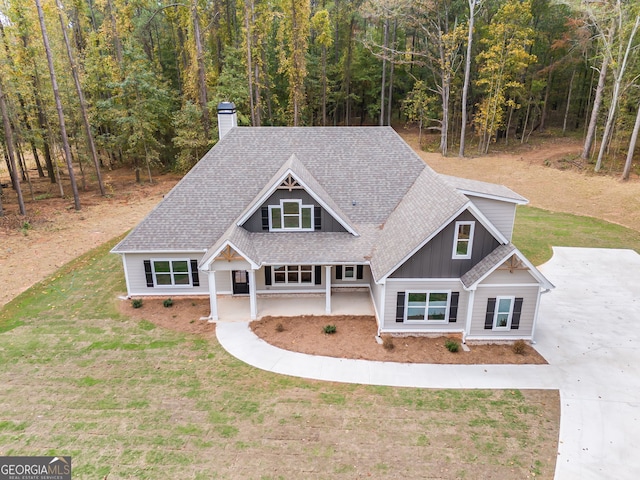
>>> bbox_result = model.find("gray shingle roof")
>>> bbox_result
[460,244,517,288]
[440,175,528,204]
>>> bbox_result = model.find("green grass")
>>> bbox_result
[514,205,640,265]
[0,239,560,479]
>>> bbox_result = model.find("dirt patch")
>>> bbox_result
[251,315,547,364]
[118,296,215,335]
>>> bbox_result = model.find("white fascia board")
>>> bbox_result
[459,189,528,205]
[385,277,465,284]
[467,248,555,291]
[112,249,208,254]
[261,261,371,266]
[466,202,509,244]
[378,203,470,282]
[234,168,359,236]
[200,240,259,270]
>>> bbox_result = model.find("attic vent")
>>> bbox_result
[278,174,303,191]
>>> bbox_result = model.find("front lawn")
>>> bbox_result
[0,240,559,479]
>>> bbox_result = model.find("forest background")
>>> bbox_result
[0,0,639,215]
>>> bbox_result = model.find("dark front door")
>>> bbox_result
[232,270,250,294]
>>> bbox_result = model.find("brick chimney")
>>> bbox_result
[217,102,237,140]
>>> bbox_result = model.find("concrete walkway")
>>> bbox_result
[216,248,640,480]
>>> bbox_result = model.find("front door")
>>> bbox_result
[232,270,250,295]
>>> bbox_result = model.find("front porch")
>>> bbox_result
[213,290,375,322]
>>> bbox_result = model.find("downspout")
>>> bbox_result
[530,287,552,344]
[462,286,476,344]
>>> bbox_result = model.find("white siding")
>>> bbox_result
[467,196,517,241]
[480,268,537,285]
[123,252,209,296]
[382,279,467,333]
[214,270,232,294]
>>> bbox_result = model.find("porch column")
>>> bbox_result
[208,270,218,322]
[463,288,475,343]
[325,265,332,313]
[249,269,257,320]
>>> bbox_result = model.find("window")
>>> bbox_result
[273,265,313,284]
[343,265,356,281]
[493,296,515,330]
[405,291,451,323]
[152,260,192,286]
[269,200,314,231]
[453,221,475,259]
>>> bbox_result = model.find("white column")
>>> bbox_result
[208,270,218,322]
[325,265,332,313]
[249,269,257,320]
[463,288,475,343]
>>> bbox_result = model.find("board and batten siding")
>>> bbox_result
[390,210,500,279]
[241,190,347,233]
[466,196,517,241]
[123,252,209,296]
[381,279,468,332]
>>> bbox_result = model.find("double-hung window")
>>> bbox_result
[269,200,314,231]
[452,221,475,259]
[152,260,191,286]
[405,291,451,323]
[273,265,313,284]
[493,296,515,330]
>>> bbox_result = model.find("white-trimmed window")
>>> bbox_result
[493,296,515,330]
[452,221,475,259]
[152,259,192,286]
[405,291,451,323]
[269,200,314,231]
[273,265,313,284]
[343,265,356,281]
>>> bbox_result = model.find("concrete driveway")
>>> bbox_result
[535,247,640,480]
[216,247,640,479]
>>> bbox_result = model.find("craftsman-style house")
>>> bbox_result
[112,105,553,341]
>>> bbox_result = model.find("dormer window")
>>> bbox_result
[269,200,314,231]
[452,221,475,259]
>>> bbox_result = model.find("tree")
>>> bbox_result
[311,9,333,126]
[459,0,480,157]
[35,0,81,210]
[0,78,26,215]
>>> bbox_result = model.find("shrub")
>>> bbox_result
[131,299,143,309]
[163,298,174,308]
[323,324,337,334]
[382,336,395,351]
[512,340,527,355]
[275,323,285,333]
[445,339,459,353]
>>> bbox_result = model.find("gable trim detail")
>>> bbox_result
[234,166,359,236]
[200,240,259,270]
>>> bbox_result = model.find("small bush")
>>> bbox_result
[445,339,459,353]
[323,324,337,334]
[382,336,395,351]
[275,323,285,333]
[512,340,527,355]
[131,299,143,309]
[163,298,174,308]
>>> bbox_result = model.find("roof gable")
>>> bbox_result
[235,154,358,235]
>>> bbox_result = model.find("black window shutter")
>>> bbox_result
[336,265,343,279]
[315,266,322,285]
[190,260,200,286]
[356,265,364,280]
[511,298,523,330]
[143,260,154,287]
[396,292,406,322]
[314,206,322,231]
[261,207,269,230]
[264,266,272,285]
[449,292,459,323]
[485,298,496,329]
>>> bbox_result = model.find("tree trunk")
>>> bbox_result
[622,101,640,181]
[106,0,123,66]
[57,0,105,196]
[0,80,26,215]
[386,19,396,127]
[36,0,81,210]
[539,68,552,132]
[459,0,476,157]
[379,18,388,126]
[563,69,575,135]
[344,17,355,126]
[192,0,211,138]
[321,45,327,126]
[582,54,608,160]
[244,0,256,126]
